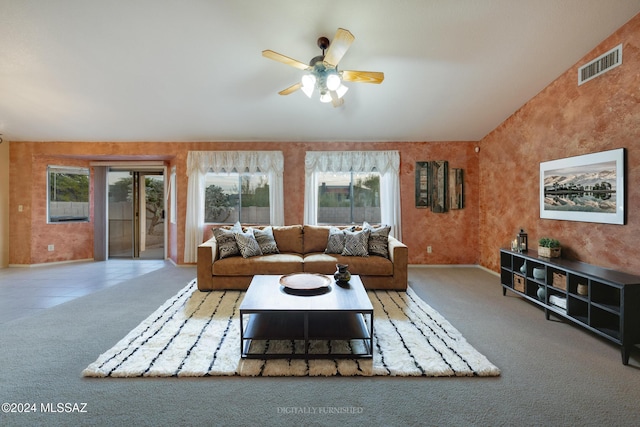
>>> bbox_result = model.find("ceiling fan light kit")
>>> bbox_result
[262,28,384,107]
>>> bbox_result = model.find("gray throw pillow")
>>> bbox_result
[341,229,370,257]
[253,226,279,255]
[235,229,263,258]
[212,221,243,259]
[325,227,346,254]
[363,221,391,258]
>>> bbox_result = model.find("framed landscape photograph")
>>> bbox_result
[540,148,625,224]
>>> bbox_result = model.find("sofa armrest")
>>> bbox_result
[388,236,408,290]
[197,237,218,290]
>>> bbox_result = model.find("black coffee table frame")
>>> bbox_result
[239,275,374,359]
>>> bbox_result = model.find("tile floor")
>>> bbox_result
[0,259,171,324]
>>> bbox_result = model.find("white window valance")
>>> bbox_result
[304,150,399,175]
[184,151,284,263]
[187,150,284,175]
[303,151,402,240]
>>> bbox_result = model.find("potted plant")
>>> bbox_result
[538,237,561,258]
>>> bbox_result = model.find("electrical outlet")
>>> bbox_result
[47,244,54,252]
[427,246,432,253]
[18,205,23,212]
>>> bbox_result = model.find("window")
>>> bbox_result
[304,151,401,240]
[204,170,270,224]
[184,150,284,263]
[47,166,90,223]
[317,171,380,224]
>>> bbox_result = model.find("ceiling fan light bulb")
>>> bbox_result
[301,85,314,98]
[301,74,316,98]
[301,74,316,88]
[319,92,332,103]
[326,74,341,91]
[336,84,349,98]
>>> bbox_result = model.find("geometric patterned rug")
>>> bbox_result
[83,279,500,377]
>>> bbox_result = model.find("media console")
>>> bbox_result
[500,249,640,365]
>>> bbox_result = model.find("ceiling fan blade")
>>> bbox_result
[323,28,355,67]
[342,70,385,84]
[262,50,309,70]
[278,82,302,96]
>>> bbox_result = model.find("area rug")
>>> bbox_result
[82,279,500,377]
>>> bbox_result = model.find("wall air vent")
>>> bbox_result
[578,43,622,85]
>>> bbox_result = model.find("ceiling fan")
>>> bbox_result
[262,28,384,107]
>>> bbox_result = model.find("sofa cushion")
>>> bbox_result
[303,253,393,275]
[302,225,330,253]
[235,229,263,258]
[212,221,243,259]
[341,229,370,257]
[253,226,279,255]
[273,225,304,254]
[363,221,391,258]
[325,227,346,254]
[212,253,304,276]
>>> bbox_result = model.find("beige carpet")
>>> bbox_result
[83,279,500,377]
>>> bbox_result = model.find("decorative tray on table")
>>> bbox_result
[279,273,331,294]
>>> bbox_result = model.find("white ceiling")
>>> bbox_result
[1,0,640,143]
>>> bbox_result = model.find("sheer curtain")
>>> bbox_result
[304,151,401,240]
[184,151,284,263]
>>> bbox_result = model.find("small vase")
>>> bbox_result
[334,264,351,284]
[520,261,527,275]
[537,285,546,301]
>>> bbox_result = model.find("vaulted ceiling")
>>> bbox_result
[1,1,640,143]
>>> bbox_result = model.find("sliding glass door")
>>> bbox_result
[108,169,164,259]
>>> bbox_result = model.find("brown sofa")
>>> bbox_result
[197,224,408,291]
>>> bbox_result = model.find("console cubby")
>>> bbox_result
[590,280,621,313]
[567,273,588,297]
[591,306,620,340]
[500,249,640,365]
[548,267,567,291]
[566,296,588,325]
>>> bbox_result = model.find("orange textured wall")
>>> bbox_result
[400,142,480,264]
[9,141,479,266]
[9,142,178,265]
[9,143,32,264]
[10,144,96,264]
[479,13,640,276]
[0,141,9,267]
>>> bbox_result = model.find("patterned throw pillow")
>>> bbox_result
[325,227,346,254]
[235,229,263,258]
[212,221,243,259]
[363,221,391,258]
[341,229,370,257]
[253,226,279,255]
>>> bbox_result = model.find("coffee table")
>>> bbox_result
[239,274,374,359]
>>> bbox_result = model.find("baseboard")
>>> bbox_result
[477,264,499,276]
[8,258,95,268]
[169,259,195,268]
[409,264,478,269]
[409,264,499,276]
